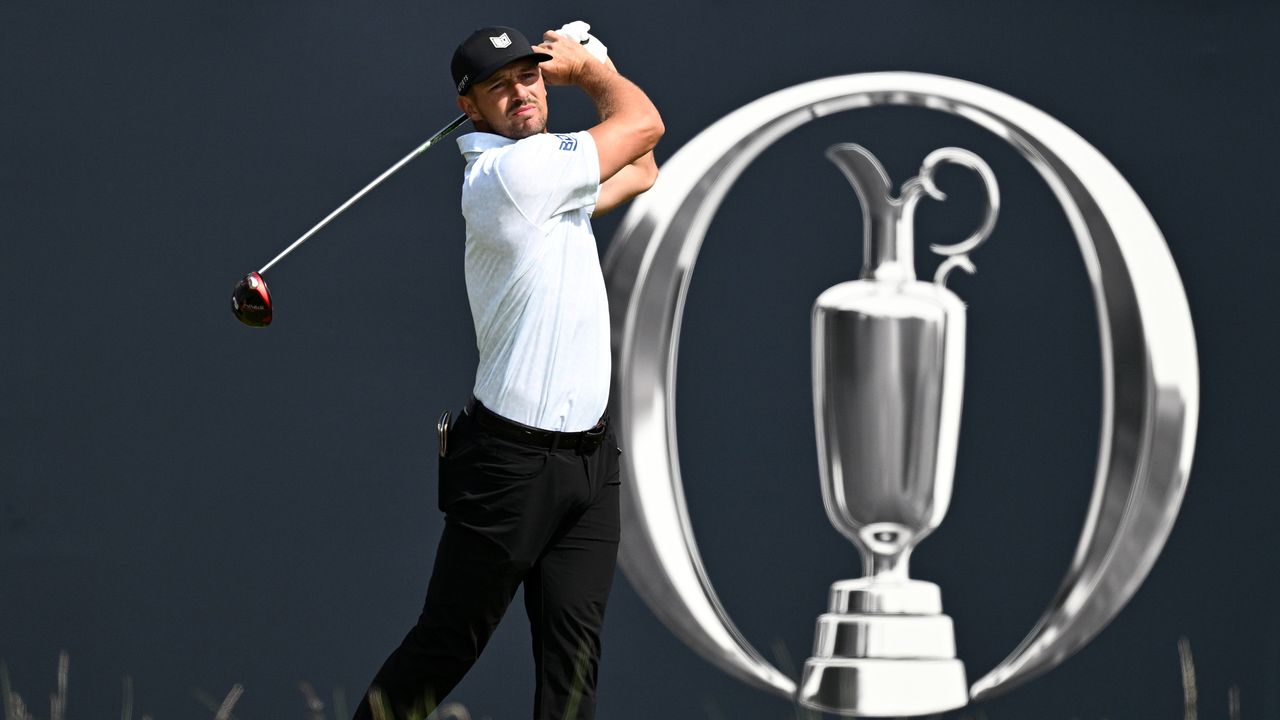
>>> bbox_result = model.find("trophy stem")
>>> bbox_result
[867,552,910,581]
[858,523,915,581]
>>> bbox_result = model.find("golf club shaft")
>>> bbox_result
[257,112,469,275]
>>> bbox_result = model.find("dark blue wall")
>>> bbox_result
[2,2,1276,718]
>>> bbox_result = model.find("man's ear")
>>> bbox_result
[457,94,482,123]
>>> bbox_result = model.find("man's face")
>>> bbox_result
[457,58,549,139]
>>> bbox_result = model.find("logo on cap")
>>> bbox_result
[489,33,512,49]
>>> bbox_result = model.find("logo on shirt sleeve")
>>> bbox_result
[556,134,579,151]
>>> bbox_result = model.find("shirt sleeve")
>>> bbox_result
[492,131,600,225]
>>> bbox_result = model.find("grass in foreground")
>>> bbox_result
[0,636,1245,719]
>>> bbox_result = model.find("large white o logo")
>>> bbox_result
[602,72,1198,704]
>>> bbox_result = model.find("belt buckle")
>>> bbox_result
[578,417,607,452]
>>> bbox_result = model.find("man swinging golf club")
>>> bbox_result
[353,22,663,720]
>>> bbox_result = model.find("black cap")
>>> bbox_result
[451,26,551,96]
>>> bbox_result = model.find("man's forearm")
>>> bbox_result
[594,149,658,217]
[575,62,662,136]
[575,65,664,175]
[576,51,659,215]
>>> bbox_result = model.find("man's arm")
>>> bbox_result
[535,31,664,191]
[592,150,656,216]
[586,54,657,216]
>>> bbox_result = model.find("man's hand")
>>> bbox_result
[534,31,603,86]
[534,27,663,190]
[557,21,611,65]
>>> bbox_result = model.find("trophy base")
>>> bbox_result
[798,657,968,717]
[813,612,957,658]
[799,579,968,716]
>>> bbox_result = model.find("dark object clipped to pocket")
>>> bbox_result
[437,410,451,458]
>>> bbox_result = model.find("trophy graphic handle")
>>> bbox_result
[918,149,1001,255]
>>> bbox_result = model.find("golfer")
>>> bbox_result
[353,24,663,720]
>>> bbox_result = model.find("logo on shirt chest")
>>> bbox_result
[556,134,578,151]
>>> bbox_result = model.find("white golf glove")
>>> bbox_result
[557,20,609,64]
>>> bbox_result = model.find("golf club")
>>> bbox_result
[231,112,468,327]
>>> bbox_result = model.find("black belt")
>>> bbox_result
[466,397,608,453]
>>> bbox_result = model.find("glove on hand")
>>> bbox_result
[557,20,609,63]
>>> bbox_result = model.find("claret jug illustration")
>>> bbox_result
[801,143,999,716]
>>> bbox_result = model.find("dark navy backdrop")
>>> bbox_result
[2,2,1276,718]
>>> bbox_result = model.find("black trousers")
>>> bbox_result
[353,406,621,720]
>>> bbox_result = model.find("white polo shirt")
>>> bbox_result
[457,130,610,432]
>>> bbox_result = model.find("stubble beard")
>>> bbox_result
[499,109,547,140]
[476,98,548,140]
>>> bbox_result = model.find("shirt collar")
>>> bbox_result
[457,131,515,159]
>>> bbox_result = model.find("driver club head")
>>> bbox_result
[231,271,272,327]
